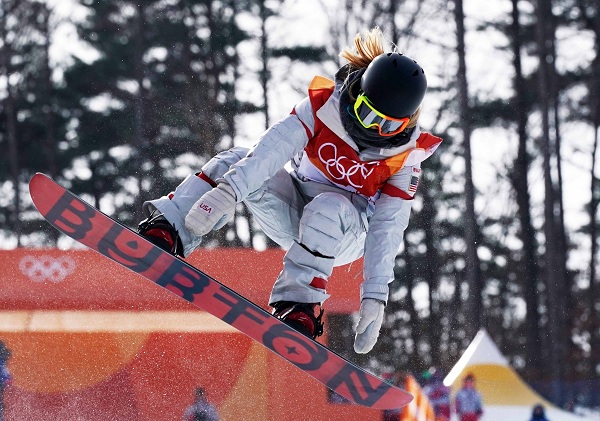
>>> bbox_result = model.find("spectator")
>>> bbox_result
[454,373,483,421]
[183,387,220,421]
[529,404,550,421]
[423,368,451,421]
[0,341,11,421]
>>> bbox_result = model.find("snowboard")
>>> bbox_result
[29,173,413,410]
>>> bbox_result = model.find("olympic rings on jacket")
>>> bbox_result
[317,142,380,189]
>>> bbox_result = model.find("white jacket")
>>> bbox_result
[223,78,441,302]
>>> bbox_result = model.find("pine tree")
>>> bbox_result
[60,0,254,238]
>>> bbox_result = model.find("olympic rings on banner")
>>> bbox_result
[18,255,76,283]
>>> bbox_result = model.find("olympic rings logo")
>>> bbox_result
[317,142,380,189]
[19,255,76,283]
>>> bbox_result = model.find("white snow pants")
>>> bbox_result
[144,147,369,305]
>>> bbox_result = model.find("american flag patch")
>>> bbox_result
[408,175,419,194]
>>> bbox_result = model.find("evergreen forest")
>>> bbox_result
[1,0,599,410]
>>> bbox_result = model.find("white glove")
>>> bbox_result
[185,182,237,237]
[354,298,385,354]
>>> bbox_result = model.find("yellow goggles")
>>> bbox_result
[353,93,410,137]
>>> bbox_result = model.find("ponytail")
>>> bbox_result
[339,27,387,71]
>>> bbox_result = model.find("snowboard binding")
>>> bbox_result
[272,301,324,339]
[138,212,184,257]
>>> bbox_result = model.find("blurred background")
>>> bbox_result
[0,0,599,419]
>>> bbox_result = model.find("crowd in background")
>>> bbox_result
[419,368,552,421]
[421,368,483,421]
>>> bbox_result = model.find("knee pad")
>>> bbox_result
[299,192,355,257]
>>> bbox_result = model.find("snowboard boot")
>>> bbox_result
[272,301,324,339]
[138,212,184,256]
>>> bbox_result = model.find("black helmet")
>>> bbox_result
[360,52,427,118]
[337,53,427,149]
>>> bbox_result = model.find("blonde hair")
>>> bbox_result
[339,27,387,71]
[339,28,421,126]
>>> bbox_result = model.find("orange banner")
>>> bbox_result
[0,248,363,312]
[1,249,403,420]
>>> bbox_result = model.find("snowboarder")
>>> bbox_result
[138,27,442,354]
